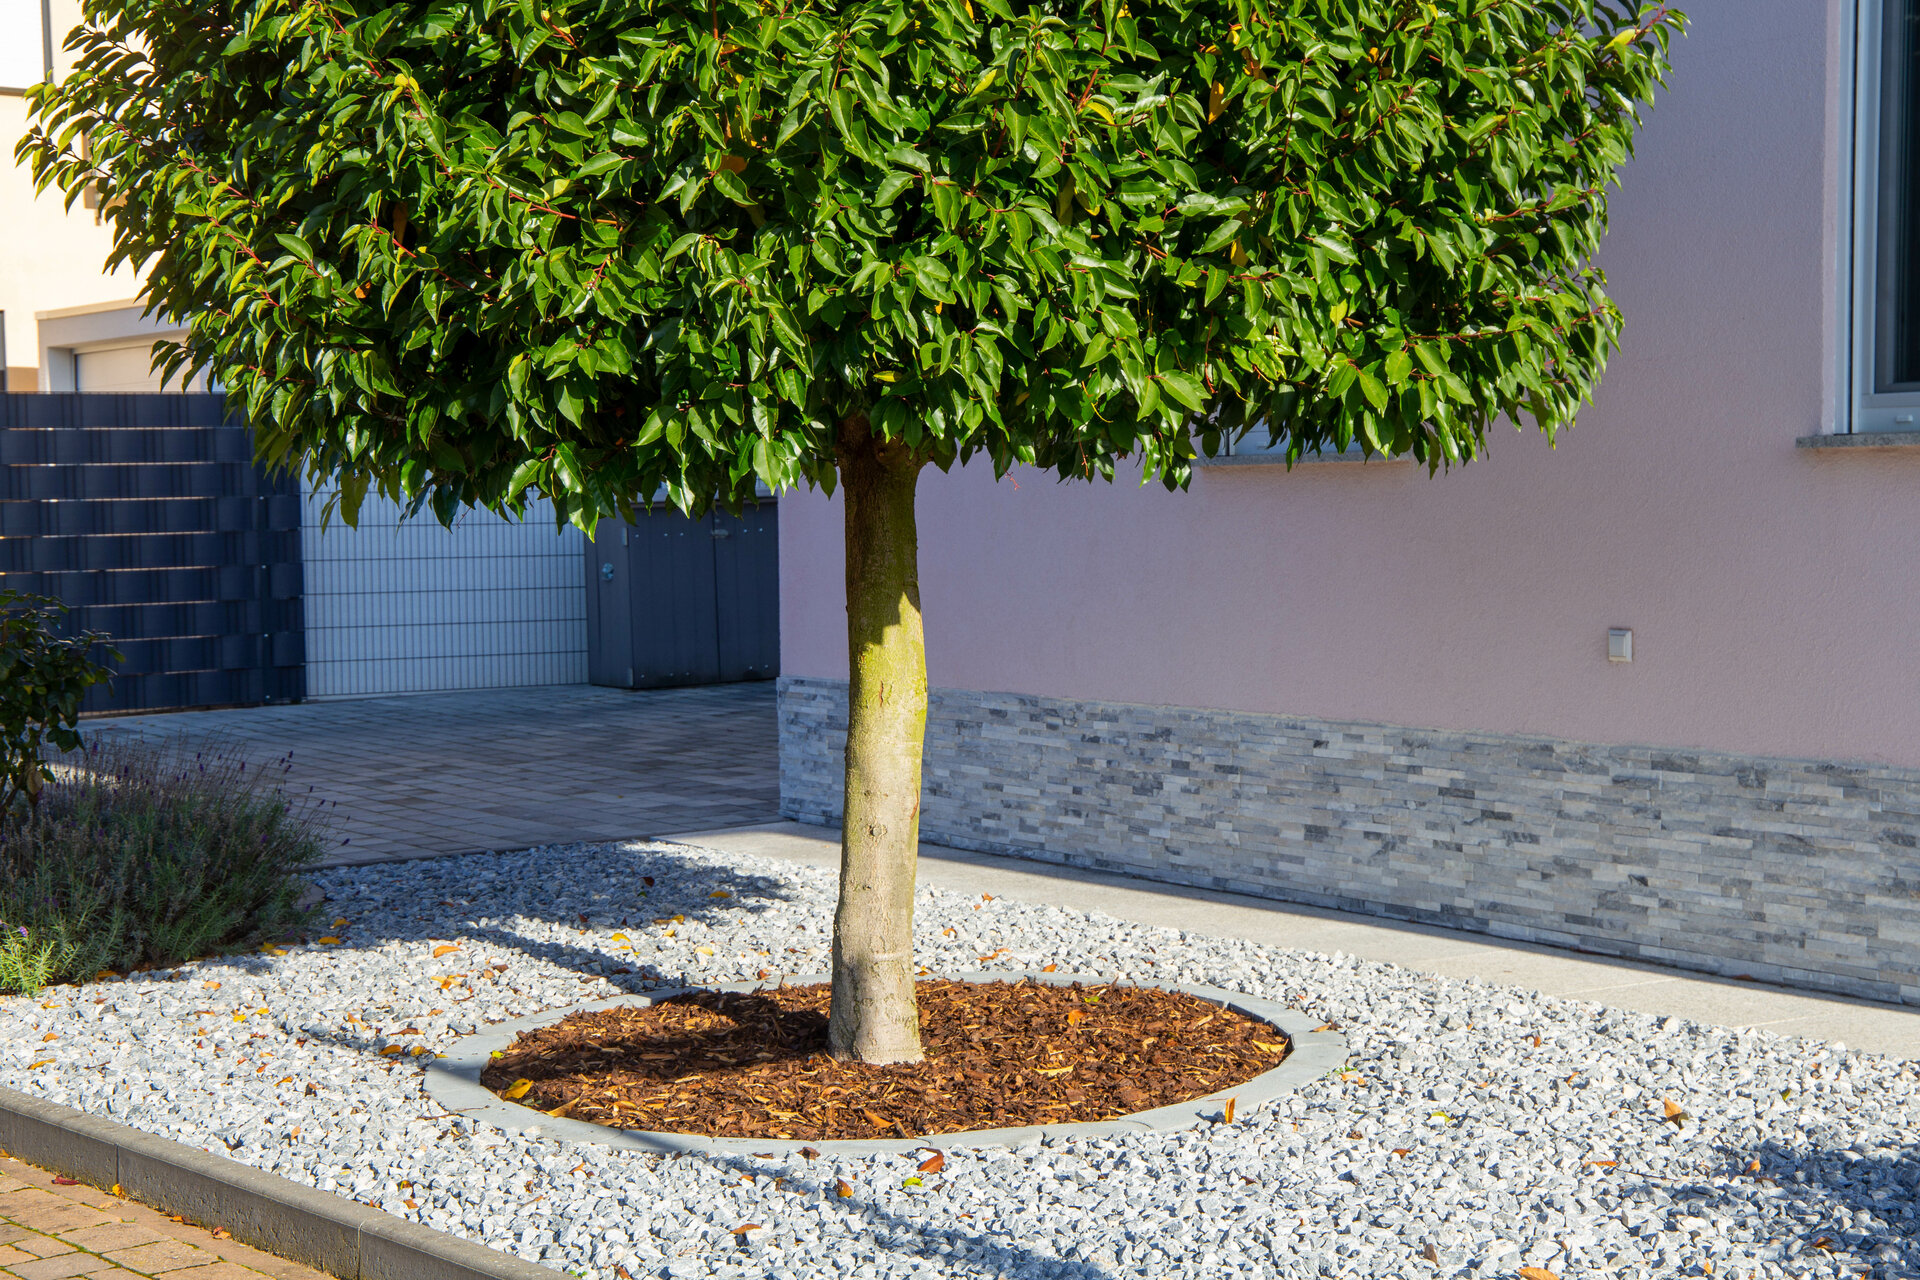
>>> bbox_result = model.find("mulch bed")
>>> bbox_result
[478,978,1290,1141]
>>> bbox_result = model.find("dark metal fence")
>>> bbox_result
[0,393,304,712]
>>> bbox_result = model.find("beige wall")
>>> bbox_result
[0,0,155,391]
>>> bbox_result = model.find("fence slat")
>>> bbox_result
[0,392,305,713]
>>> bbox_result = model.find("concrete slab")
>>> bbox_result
[664,820,1920,1060]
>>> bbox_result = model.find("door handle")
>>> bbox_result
[600,561,616,580]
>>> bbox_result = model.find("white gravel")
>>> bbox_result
[2,839,1915,1280]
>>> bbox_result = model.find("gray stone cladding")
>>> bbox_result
[778,676,1920,1007]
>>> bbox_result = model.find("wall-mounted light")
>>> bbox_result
[1607,628,1634,663]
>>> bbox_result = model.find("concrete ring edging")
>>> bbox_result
[426,970,1349,1158]
[0,1082,567,1280]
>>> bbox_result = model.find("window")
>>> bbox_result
[1856,0,1920,430]
[0,0,50,93]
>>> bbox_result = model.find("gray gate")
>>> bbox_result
[585,503,778,688]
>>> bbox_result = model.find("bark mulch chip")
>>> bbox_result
[479,978,1290,1141]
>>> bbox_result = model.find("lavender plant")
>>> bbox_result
[0,737,331,995]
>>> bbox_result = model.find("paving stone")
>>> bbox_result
[4,1253,104,1280]
[56,1228,162,1256]
[147,1266,275,1280]
[100,1242,210,1275]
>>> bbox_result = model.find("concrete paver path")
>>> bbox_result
[0,1155,325,1280]
[89,683,779,866]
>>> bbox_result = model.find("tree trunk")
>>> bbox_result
[827,420,927,1064]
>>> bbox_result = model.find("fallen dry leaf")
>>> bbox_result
[1518,1268,1560,1280]
[918,1151,946,1174]
[1391,1148,1412,1156]
[332,917,349,927]
[1662,1098,1690,1125]
[1584,1159,1619,1168]
[1065,1008,1086,1026]
[1420,1242,1439,1263]
[710,890,733,899]
[432,944,461,958]
[695,945,716,956]
[502,1079,534,1100]
[1041,964,1058,972]
[834,1180,853,1199]
[799,1147,821,1160]
[1221,1097,1237,1124]
[316,937,342,946]
[52,1176,80,1186]
[40,1033,56,1043]
[379,1046,404,1057]
[730,1222,761,1235]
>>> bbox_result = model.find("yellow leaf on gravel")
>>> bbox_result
[380,1046,404,1056]
[1519,1269,1561,1280]
[432,945,461,958]
[333,918,349,928]
[503,1079,534,1100]
[1254,1041,1286,1053]
[95,970,119,980]
[41,1033,57,1042]
[28,1059,53,1069]
[316,937,342,946]
[709,890,732,899]
[695,945,716,956]
[609,933,630,943]
[203,982,221,990]
[834,1180,853,1198]
[276,1077,294,1086]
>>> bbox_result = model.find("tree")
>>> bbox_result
[24,0,1682,1062]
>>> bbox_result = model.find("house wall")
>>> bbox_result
[776,0,1920,1002]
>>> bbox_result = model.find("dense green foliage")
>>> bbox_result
[23,0,1679,525]
[0,592,116,814]
[0,738,328,995]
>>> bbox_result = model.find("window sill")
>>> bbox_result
[1796,431,1920,450]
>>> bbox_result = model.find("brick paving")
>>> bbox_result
[87,682,780,866]
[0,1156,326,1280]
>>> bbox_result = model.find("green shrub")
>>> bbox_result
[0,737,331,995]
[0,591,116,814]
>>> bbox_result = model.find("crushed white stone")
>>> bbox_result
[2,839,1914,1280]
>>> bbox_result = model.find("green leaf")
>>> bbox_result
[1157,371,1207,412]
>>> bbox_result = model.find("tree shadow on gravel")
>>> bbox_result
[710,1151,1122,1280]
[306,843,804,988]
[1644,1140,1920,1278]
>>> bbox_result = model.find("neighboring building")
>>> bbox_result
[779,0,1920,1007]
[0,0,182,393]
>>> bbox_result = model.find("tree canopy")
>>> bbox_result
[24,0,1680,526]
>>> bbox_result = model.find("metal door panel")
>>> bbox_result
[711,502,780,681]
[627,508,722,686]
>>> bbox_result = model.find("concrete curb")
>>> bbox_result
[427,971,1350,1157]
[0,1084,566,1280]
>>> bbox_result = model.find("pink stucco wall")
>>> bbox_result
[780,0,1920,768]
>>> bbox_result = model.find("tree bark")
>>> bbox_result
[828,419,927,1064]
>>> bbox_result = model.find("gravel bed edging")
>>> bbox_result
[0,1083,569,1280]
[425,969,1350,1157]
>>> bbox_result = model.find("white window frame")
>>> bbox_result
[1851,0,1920,431]
[0,0,53,94]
